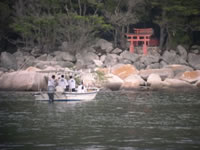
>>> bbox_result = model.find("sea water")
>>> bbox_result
[0,91,200,150]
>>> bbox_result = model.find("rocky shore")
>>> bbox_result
[0,39,200,91]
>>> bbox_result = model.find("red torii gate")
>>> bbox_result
[125,28,153,55]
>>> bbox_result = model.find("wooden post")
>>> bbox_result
[143,36,147,55]
[130,41,134,53]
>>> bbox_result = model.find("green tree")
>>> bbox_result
[0,0,14,51]
[11,0,111,53]
[149,0,200,50]
[102,0,144,48]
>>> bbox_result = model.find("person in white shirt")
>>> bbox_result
[58,75,68,91]
[47,75,56,102]
[77,81,86,93]
[68,76,76,92]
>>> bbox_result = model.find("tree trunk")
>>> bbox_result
[114,29,118,47]
[78,0,82,16]
[159,25,167,51]
[119,26,126,49]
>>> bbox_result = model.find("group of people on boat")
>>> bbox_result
[47,74,86,102]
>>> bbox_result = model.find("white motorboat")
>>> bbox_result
[34,88,99,101]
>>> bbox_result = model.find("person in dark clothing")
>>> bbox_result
[47,75,56,102]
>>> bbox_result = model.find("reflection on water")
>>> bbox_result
[0,91,200,150]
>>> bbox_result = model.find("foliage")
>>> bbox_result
[0,1,13,41]
[149,0,200,48]
[95,70,106,83]
[1,0,200,52]
[102,0,145,48]
[10,0,111,53]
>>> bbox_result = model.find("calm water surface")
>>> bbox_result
[0,91,200,150]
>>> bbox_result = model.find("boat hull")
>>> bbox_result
[34,89,99,101]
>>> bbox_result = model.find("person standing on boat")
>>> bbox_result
[68,75,76,92]
[58,75,68,91]
[47,75,56,102]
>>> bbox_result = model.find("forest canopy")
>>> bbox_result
[0,0,200,53]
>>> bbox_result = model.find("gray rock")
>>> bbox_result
[31,47,41,57]
[93,59,103,67]
[188,53,200,69]
[163,78,196,90]
[120,51,140,63]
[34,61,57,69]
[20,56,36,69]
[159,61,168,68]
[147,73,163,89]
[56,61,74,68]
[146,63,160,69]
[162,50,179,64]
[191,45,200,50]
[164,64,193,77]
[134,62,146,70]
[54,51,76,62]
[139,55,160,66]
[177,45,187,60]
[104,73,123,91]
[99,55,105,63]
[13,50,24,58]
[0,71,47,91]
[0,52,17,70]
[37,54,48,61]
[111,48,123,54]
[118,59,132,64]
[104,54,119,67]
[95,39,113,53]
[61,41,68,51]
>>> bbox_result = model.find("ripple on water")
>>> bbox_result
[0,91,200,150]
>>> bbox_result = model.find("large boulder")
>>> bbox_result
[188,53,200,69]
[179,70,200,83]
[95,39,113,53]
[93,59,103,67]
[53,51,76,62]
[190,45,200,54]
[164,64,193,77]
[162,50,181,64]
[146,63,160,69]
[121,74,145,89]
[104,54,119,67]
[134,61,146,70]
[0,52,17,70]
[111,48,123,54]
[120,51,140,63]
[195,80,200,88]
[37,54,48,61]
[34,61,57,69]
[0,71,47,91]
[147,74,163,89]
[104,73,124,90]
[61,41,68,51]
[139,68,174,80]
[177,45,187,60]
[111,64,138,80]
[76,51,99,63]
[31,47,41,57]
[139,55,160,66]
[163,78,196,90]
[13,50,24,58]
[18,55,36,70]
[25,66,41,72]
[0,71,4,77]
